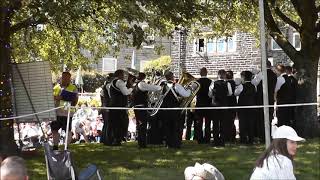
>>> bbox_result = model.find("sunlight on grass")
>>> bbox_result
[24,138,320,180]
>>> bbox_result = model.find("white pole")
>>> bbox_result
[64,105,71,150]
[258,0,271,148]
[178,30,181,79]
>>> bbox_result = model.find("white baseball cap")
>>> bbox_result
[272,125,305,142]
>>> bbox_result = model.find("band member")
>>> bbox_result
[225,70,237,143]
[235,71,256,144]
[185,102,196,141]
[109,69,133,146]
[100,73,114,145]
[195,67,212,144]
[285,66,298,129]
[274,65,291,126]
[251,61,277,142]
[51,72,78,150]
[160,71,191,148]
[208,69,232,146]
[132,72,161,148]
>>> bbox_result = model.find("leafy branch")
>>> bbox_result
[274,7,301,32]
[264,0,297,60]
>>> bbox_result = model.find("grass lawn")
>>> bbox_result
[25,138,319,180]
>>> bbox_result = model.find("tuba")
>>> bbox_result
[178,72,201,113]
[148,71,200,116]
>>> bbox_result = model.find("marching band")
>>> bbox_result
[100,61,298,148]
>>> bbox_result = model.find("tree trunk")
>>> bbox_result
[0,6,18,156]
[294,53,320,138]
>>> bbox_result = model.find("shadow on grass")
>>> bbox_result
[25,139,319,180]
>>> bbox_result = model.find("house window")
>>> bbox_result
[217,38,228,53]
[205,35,236,54]
[102,58,117,72]
[194,38,205,53]
[207,38,216,54]
[227,36,236,52]
[142,25,155,49]
[293,32,301,50]
[271,39,281,50]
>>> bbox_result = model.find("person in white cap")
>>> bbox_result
[250,125,305,180]
[184,162,225,180]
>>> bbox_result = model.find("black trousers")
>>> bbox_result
[162,110,182,148]
[134,110,148,147]
[109,109,128,144]
[277,107,291,126]
[211,109,226,145]
[195,109,211,143]
[224,109,236,143]
[101,109,113,145]
[185,111,195,140]
[148,113,164,145]
[238,109,255,144]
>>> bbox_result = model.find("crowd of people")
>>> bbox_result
[14,103,105,148]
[47,61,299,150]
[2,62,305,179]
[96,60,299,149]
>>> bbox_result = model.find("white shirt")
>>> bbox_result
[274,73,286,93]
[250,154,296,180]
[208,79,233,97]
[166,82,191,97]
[234,84,243,96]
[138,81,162,92]
[115,79,133,95]
[251,72,263,87]
[106,83,111,98]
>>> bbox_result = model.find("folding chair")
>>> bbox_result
[44,107,103,180]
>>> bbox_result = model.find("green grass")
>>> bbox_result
[25,139,320,180]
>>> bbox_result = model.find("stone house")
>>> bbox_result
[170,27,320,96]
[93,25,172,74]
[170,29,303,78]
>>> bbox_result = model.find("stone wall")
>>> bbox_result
[171,31,262,78]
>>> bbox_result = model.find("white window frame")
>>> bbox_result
[292,32,301,50]
[193,38,206,55]
[102,58,117,73]
[206,38,216,55]
[226,35,237,52]
[271,39,282,50]
[216,37,227,53]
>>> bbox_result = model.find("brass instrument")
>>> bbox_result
[148,76,165,116]
[178,72,201,112]
[148,71,200,116]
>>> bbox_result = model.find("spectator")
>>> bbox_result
[0,156,29,180]
[250,125,305,180]
[184,162,225,180]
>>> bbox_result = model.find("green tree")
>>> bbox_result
[0,0,196,155]
[143,56,171,77]
[183,0,320,137]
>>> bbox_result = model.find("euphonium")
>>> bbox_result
[148,76,165,116]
